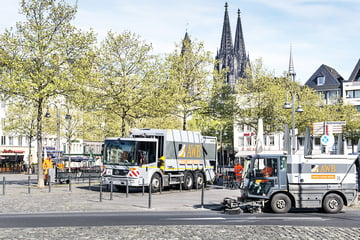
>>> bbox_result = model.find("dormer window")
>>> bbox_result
[317,76,325,85]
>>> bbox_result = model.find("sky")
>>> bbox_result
[0,0,359,84]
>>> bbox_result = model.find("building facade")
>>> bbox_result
[343,58,360,111]
[304,64,344,105]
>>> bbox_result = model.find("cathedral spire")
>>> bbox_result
[234,9,245,57]
[181,31,191,55]
[288,45,296,81]
[219,2,233,56]
[216,3,249,87]
[234,8,248,80]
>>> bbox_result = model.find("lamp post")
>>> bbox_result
[216,126,225,174]
[44,104,71,156]
[283,91,304,154]
[284,46,304,154]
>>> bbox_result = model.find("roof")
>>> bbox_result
[304,64,344,90]
[346,58,360,82]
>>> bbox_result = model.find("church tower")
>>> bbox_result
[216,3,249,87]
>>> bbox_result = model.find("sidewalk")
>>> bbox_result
[0,173,239,214]
[0,173,358,214]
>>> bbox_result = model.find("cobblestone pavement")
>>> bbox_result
[0,174,359,239]
[1,225,359,240]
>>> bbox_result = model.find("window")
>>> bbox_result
[317,76,325,85]
[317,91,326,101]
[238,137,244,147]
[245,136,251,146]
[346,90,360,98]
[1,136,6,145]
[8,137,13,146]
[18,136,23,147]
[269,136,275,146]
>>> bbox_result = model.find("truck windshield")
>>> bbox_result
[103,139,156,166]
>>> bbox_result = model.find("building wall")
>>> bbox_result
[343,81,360,111]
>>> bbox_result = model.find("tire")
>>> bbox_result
[322,193,343,214]
[194,171,204,189]
[270,193,291,213]
[183,171,194,190]
[150,173,162,193]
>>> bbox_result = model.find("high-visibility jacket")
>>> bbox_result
[234,164,243,176]
[43,158,53,175]
[256,166,273,183]
[261,166,273,177]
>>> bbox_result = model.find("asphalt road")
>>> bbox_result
[1,210,359,228]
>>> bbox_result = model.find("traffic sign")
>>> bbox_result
[320,134,334,147]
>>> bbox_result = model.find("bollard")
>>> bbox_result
[148,183,152,209]
[88,175,91,191]
[110,177,113,200]
[142,178,145,196]
[126,179,129,198]
[28,176,31,194]
[179,175,182,192]
[48,175,51,193]
[201,182,205,208]
[2,176,5,195]
[159,178,162,195]
[68,176,72,192]
[99,178,103,202]
[195,174,198,191]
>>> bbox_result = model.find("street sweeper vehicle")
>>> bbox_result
[223,153,359,214]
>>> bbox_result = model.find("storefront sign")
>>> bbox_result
[1,149,25,154]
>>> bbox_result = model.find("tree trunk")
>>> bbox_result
[27,136,33,174]
[37,99,45,188]
[121,115,126,137]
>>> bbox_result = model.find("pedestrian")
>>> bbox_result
[233,160,243,182]
[43,157,53,185]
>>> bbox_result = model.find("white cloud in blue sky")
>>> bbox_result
[0,0,359,83]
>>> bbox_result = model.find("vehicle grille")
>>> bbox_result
[113,169,129,176]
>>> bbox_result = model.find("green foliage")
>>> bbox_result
[3,100,37,140]
[88,31,165,136]
[236,59,287,133]
[0,0,95,187]
[165,37,214,130]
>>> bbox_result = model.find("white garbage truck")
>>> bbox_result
[102,129,217,192]
[223,153,359,214]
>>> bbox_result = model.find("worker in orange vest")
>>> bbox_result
[43,157,53,185]
[255,165,273,184]
[233,161,243,182]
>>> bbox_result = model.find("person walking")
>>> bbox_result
[43,157,53,185]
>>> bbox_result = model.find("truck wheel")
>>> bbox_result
[183,171,194,190]
[150,173,161,192]
[194,171,204,189]
[322,193,343,214]
[271,193,291,213]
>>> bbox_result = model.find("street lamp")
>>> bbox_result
[216,126,226,174]
[283,91,304,154]
[44,103,71,155]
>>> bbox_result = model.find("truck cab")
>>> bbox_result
[243,154,287,199]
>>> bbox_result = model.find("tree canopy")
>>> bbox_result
[0,0,96,187]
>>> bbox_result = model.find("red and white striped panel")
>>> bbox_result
[129,170,140,177]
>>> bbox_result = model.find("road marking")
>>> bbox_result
[227,217,329,221]
[166,216,328,221]
[167,217,226,221]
